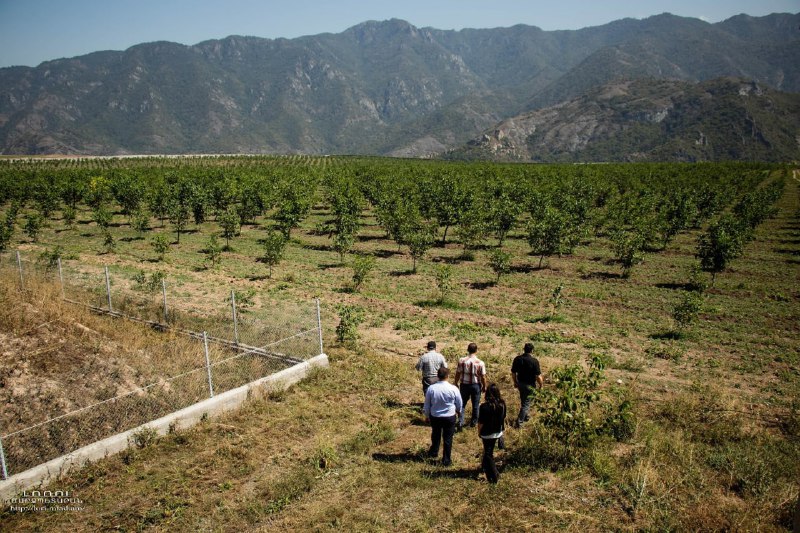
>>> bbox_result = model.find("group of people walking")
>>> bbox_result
[416,341,543,483]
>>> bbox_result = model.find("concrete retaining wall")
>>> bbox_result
[0,353,328,501]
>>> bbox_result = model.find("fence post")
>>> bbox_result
[162,278,168,324]
[57,257,65,299]
[203,331,214,398]
[316,298,324,355]
[0,434,8,480]
[104,266,113,313]
[231,290,239,345]
[16,250,23,291]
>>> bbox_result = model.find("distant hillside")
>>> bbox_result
[0,13,798,157]
[448,78,800,162]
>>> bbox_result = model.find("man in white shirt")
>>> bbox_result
[423,366,462,467]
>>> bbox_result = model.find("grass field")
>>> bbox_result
[1,161,798,531]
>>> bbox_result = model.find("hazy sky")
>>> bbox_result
[1,0,797,68]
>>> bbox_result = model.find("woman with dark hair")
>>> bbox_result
[477,383,506,483]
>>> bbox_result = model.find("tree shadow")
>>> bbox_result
[774,248,800,256]
[650,331,684,340]
[390,269,416,277]
[357,234,387,242]
[582,271,623,280]
[511,263,540,274]
[248,274,269,281]
[318,263,343,270]
[373,249,401,258]
[372,452,426,464]
[303,242,334,252]
[655,282,690,291]
[468,280,496,290]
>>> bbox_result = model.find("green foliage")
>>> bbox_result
[62,205,77,229]
[218,206,241,249]
[37,246,63,271]
[511,355,636,470]
[92,205,112,229]
[686,263,708,294]
[549,282,565,317]
[23,213,43,242]
[672,291,703,332]
[697,214,744,284]
[168,200,190,244]
[527,206,581,267]
[537,354,605,448]
[488,247,511,283]
[433,264,454,304]
[134,270,166,293]
[101,228,116,254]
[350,254,376,292]
[611,228,646,278]
[150,234,170,261]
[407,224,435,273]
[228,288,256,311]
[262,230,287,278]
[204,235,222,270]
[274,179,314,239]
[455,215,487,258]
[335,304,365,344]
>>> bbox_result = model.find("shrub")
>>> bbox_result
[434,264,454,304]
[672,291,703,332]
[151,234,170,261]
[336,305,365,344]
[351,255,376,292]
[488,248,511,283]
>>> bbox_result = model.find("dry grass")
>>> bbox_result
[1,164,798,531]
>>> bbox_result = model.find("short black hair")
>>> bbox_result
[437,366,450,380]
[427,341,437,350]
[523,342,534,354]
[467,343,478,354]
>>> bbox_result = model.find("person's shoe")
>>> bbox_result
[456,424,463,433]
[441,459,451,467]
[469,420,477,428]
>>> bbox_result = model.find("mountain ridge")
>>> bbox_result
[0,12,798,158]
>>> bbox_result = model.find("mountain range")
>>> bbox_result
[0,12,798,160]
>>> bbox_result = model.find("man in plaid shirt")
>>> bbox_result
[454,342,487,429]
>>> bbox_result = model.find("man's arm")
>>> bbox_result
[453,362,462,385]
[536,374,544,389]
[511,371,519,389]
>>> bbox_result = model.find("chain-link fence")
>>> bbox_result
[0,250,324,479]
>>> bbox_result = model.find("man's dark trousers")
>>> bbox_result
[459,383,481,427]
[428,415,457,465]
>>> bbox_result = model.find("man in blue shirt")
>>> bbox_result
[423,366,463,466]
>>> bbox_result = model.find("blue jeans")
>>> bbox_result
[428,415,456,465]
[459,383,481,426]
[517,383,535,424]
